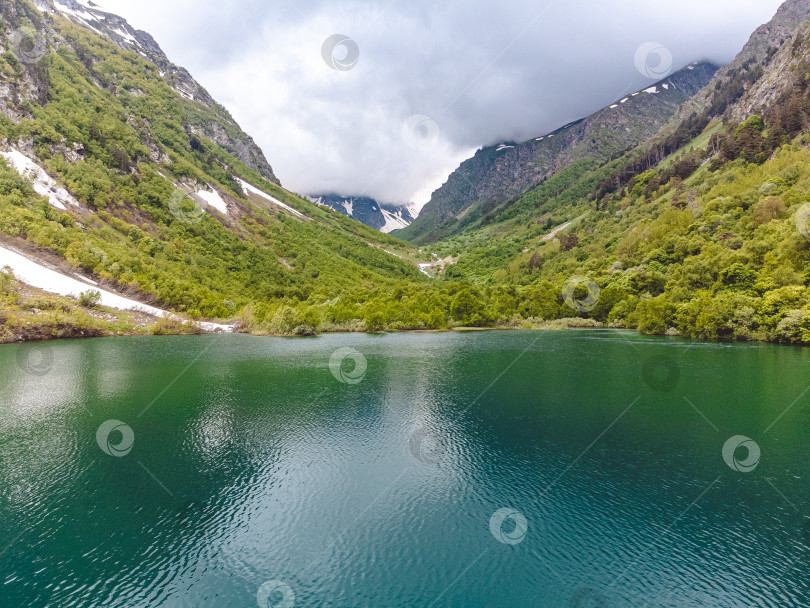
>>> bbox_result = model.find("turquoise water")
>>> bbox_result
[1,330,809,607]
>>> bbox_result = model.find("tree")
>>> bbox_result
[528,252,543,274]
[450,289,486,326]
[79,290,101,307]
[752,196,787,226]
[559,233,579,252]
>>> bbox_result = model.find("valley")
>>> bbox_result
[1,0,810,345]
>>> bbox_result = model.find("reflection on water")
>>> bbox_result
[0,331,809,607]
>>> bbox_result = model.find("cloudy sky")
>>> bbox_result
[103,0,785,209]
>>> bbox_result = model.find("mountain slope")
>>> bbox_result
[310,194,416,233]
[420,0,810,345]
[30,0,279,183]
[397,62,718,245]
[0,0,427,336]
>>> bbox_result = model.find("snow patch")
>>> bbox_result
[661,83,669,90]
[112,26,139,46]
[196,189,228,214]
[643,86,659,94]
[175,88,194,101]
[75,273,98,285]
[620,98,629,103]
[0,245,231,331]
[342,199,354,216]
[610,104,618,109]
[236,178,306,218]
[53,1,104,35]
[496,144,515,152]
[380,208,411,233]
[687,65,695,70]
[1,149,80,210]
[535,137,544,141]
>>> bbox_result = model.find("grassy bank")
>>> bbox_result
[0,268,204,342]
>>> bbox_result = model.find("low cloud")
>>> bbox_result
[106,0,785,207]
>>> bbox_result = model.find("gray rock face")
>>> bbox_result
[674,0,810,125]
[29,0,279,183]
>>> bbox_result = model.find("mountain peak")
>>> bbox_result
[310,194,416,233]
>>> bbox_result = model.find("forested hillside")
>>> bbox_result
[419,0,810,345]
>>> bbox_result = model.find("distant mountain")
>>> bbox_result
[396,62,719,244]
[310,195,417,233]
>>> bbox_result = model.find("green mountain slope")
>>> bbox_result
[397,63,718,245]
[423,0,810,345]
[0,0,428,336]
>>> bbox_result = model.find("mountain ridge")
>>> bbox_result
[396,61,719,245]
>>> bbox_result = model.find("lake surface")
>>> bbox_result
[1,330,810,607]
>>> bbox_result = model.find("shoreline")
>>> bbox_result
[0,321,786,349]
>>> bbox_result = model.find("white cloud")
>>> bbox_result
[104,0,785,208]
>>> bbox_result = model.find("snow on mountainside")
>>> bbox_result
[30,0,279,184]
[310,195,417,233]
